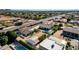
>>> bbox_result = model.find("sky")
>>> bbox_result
[0,0,79,10]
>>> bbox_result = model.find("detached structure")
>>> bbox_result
[62,27,79,40]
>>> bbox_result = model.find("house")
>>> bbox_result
[30,25,40,31]
[27,31,45,46]
[39,20,54,30]
[27,36,39,46]
[48,36,67,46]
[16,31,44,46]
[39,39,64,50]
[60,18,67,22]
[70,20,79,24]
[19,26,33,36]
[16,36,39,46]
[39,36,66,50]
[53,16,61,21]
[62,27,79,40]
[53,30,64,40]
[19,25,40,36]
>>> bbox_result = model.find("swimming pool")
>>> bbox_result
[41,28,49,32]
[14,41,29,50]
[15,45,28,50]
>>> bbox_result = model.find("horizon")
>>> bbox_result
[1,9,79,11]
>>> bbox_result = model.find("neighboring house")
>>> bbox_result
[30,25,40,31]
[62,27,79,40]
[39,39,64,50]
[70,20,79,24]
[19,26,33,36]
[48,36,67,46]
[39,36,66,50]
[27,36,39,46]
[1,26,19,33]
[16,31,45,46]
[16,36,39,46]
[53,16,61,21]
[60,18,67,22]
[19,25,40,36]
[39,20,54,30]
[26,31,45,46]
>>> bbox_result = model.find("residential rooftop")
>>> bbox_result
[53,30,64,40]
[39,20,54,29]
[63,27,79,35]
[39,39,64,50]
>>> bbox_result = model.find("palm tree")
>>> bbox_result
[65,41,72,50]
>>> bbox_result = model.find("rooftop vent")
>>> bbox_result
[51,44,54,48]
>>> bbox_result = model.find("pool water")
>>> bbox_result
[15,46,28,50]
[14,41,28,50]
[41,28,49,32]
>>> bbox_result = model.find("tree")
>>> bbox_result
[6,31,17,44]
[38,34,47,42]
[70,15,75,20]
[67,18,71,22]
[0,36,8,46]
[58,24,63,30]
[0,32,5,36]
[67,42,71,47]
[52,25,59,32]
[34,29,39,33]
[65,41,72,50]
[59,24,63,27]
